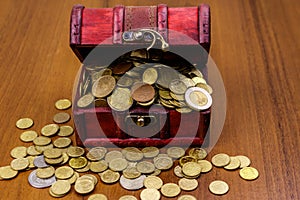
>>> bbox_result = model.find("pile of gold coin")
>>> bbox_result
[77,49,213,113]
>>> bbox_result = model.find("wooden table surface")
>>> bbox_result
[0,0,299,199]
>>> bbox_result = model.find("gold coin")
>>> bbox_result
[41,124,59,137]
[86,147,107,161]
[53,137,72,148]
[192,77,207,84]
[236,155,251,168]
[33,136,52,146]
[178,178,198,191]
[143,68,158,85]
[170,92,185,101]
[123,167,141,179]
[44,148,62,159]
[211,153,230,167]
[90,160,108,173]
[51,180,71,195]
[76,162,90,173]
[107,87,133,111]
[178,194,197,200]
[167,147,186,159]
[55,166,74,179]
[100,169,120,184]
[176,107,193,113]
[179,156,197,167]
[92,75,116,98]
[196,83,213,94]
[239,167,259,180]
[55,99,72,110]
[20,130,38,142]
[105,150,123,163]
[69,156,88,169]
[53,112,71,124]
[182,162,202,177]
[49,187,65,198]
[58,125,74,137]
[140,188,161,200]
[174,165,184,178]
[10,158,29,171]
[26,156,36,169]
[0,166,18,179]
[35,143,54,153]
[75,178,95,194]
[189,148,208,160]
[65,171,79,185]
[88,194,108,200]
[16,118,34,129]
[119,195,138,200]
[148,169,161,177]
[224,156,241,170]
[109,158,128,172]
[169,79,187,95]
[160,99,175,108]
[36,166,55,179]
[158,90,172,100]
[209,180,229,195]
[67,146,85,157]
[143,176,163,189]
[141,147,160,158]
[61,153,70,165]
[161,183,181,198]
[77,93,94,108]
[124,149,143,162]
[10,146,27,158]
[153,157,173,170]
[136,161,155,174]
[181,78,196,88]
[27,145,42,156]
[44,155,63,165]
[197,160,213,173]
[81,174,98,185]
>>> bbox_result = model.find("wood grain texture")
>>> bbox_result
[0,0,299,200]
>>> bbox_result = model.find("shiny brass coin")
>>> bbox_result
[169,79,187,95]
[104,150,123,163]
[76,162,90,173]
[136,161,155,174]
[53,137,72,148]
[189,148,208,160]
[158,90,172,100]
[10,146,27,158]
[131,83,155,103]
[44,155,64,165]
[109,158,128,172]
[49,187,65,198]
[81,174,98,185]
[224,156,241,170]
[192,77,207,84]
[41,124,59,137]
[179,156,197,167]
[36,166,55,179]
[92,75,116,98]
[167,147,186,159]
[27,145,42,156]
[174,165,184,178]
[124,149,144,162]
[211,153,231,167]
[176,107,192,113]
[143,176,163,189]
[140,188,161,200]
[90,160,108,173]
[137,97,155,106]
[121,147,139,155]
[100,169,120,184]
[170,92,185,101]
[77,93,94,108]
[69,156,88,169]
[35,144,54,153]
[142,147,160,158]
[160,99,175,108]
[119,195,138,200]
[123,167,141,179]
[161,183,181,198]
[189,68,203,78]
[169,99,186,107]
[178,178,198,191]
[53,112,70,124]
[181,78,196,88]
[196,83,213,94]
[65,171,79,185]
[10,158,29,171]
[86,147,107,161]
[60,153,69,165]
[26,156,36,169]
[148,169,161,177]
[107,87,133,111]
[67,146,85,158]
[51,180,71,196]
[88,194,108,200]
[0,166,18,179]
[16,118,34,129]
[239,167,259,180]
[143,68,158,85]
[182,162,202,177]
[20,130,38,142]
[236,155,251,168]
[33,136,52,146]
[197,160,213,173]
[55,166,74,179]
[185,87,212,111]
[178,194,197,200]
[55,99,72,110]
[209,180,229,195]
[153,156,173,170]
[57,125,74,137]
[43,148,62,159]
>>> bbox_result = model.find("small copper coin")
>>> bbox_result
[131,83,155,103]
[112,62,132,75]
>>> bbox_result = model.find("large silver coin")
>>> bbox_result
[184,87,212,111]
[28,170,56,188]
[119,175,146,190]
[33,155,49,168]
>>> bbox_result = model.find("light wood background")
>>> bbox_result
[0,0,299,199]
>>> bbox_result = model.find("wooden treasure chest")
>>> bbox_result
[70,4,212,147]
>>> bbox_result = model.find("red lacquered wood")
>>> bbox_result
[157,4,168,41]
[199,4,211,52]
[113,5,125,44]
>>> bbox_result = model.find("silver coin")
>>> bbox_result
[184,87,212,111]
[119,175,146,190]
[33,155,49,168]
[28,170,56,188]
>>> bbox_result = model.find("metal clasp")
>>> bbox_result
[125,114,157,127]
